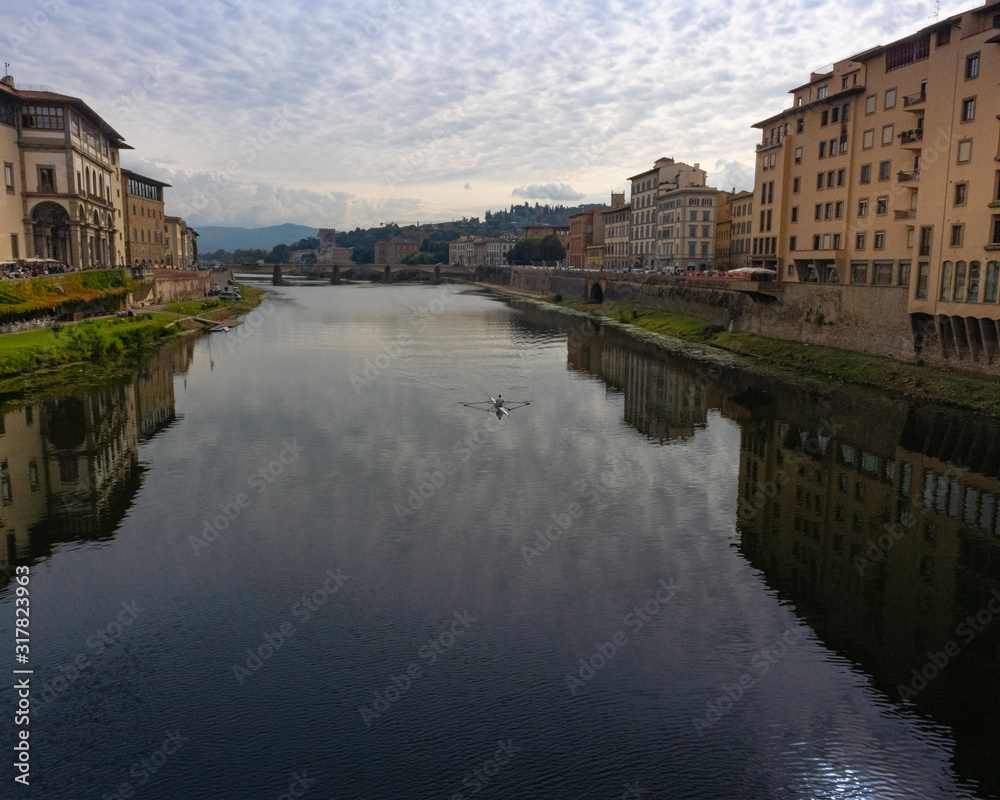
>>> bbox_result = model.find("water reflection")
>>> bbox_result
[0,338,195,578]
[545,305,1000,796]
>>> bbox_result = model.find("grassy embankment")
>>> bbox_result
[0,269,132,323]
[0,281,265,393]
[549,295,1000,414]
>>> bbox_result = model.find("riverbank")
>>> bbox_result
[0,281,265,395]
[485,287,1000,415]
[0,269,133,325]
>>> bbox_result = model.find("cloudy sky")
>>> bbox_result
[6,0,969,229]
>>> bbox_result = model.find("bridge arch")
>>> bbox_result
[586,277,606,303]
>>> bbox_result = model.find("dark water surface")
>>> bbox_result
[2,283,999,799]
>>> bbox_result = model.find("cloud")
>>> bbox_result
[5,0,968,227]
[511,183,585,201]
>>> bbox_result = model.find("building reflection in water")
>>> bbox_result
[550,309,1000,796]
[0,337,195,578]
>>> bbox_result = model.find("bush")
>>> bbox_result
[553,294,563,303]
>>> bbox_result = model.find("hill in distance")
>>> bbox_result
[194,223,318,254]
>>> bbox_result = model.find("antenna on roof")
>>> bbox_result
[3,63,9,77]
[930,0,940,20]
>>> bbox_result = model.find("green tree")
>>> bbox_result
[537,234,565,263]
[265,243,292,264]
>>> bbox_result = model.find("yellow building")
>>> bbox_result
[585,244,604,271]
[728,190,754,269]
[751,4,1000,361]
[164,216,198,268]
[0,74,131,267]
[602,202,630,272]
[122,169,169,266]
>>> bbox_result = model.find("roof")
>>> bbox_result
[626,166,658,182]
[753,86,864,129]
[122,168,172,189]
[18,88,132,149]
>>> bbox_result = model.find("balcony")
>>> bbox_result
[894,209,916,220]
[899,130,924,147]
[903,92,926,109]
[897,169,920,183]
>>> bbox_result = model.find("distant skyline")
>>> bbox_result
[5,0,973,229]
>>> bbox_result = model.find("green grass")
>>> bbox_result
[0,270,132,322]
[551,296,723,341]
[0,314,177,379]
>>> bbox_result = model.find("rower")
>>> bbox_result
[495,395,504,409]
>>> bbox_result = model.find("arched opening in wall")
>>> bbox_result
[589,282,604,303]
[30,201,71,262]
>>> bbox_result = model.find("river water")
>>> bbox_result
[2,282,999,799]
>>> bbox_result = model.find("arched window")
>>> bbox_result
[968,261,980,303]
[986,262,1000,303]
[940,261,954,301]
[85,169,91,194]
[954,261,967,302]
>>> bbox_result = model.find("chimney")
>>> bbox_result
[1,75,13,88]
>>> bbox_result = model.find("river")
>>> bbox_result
[2,282,999,799]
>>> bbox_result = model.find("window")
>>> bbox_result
[689,211,697,221]
[821,110,829,126]
[689,225,697,238]
[954,182,968,206]
[958,139,971,163]
[968,261,980,302]
[797,117,804,134]
[954,261,967,301]
[866,95,876,114]
[919,226,933,256]
[863,130,874,149]
[817,173,824,190]
[840,135,849,154]
[833,233,842,249]
[793,176,800,193]
[858,198,869,217]
[961,97,976,122]
[767,182,773,205]
[874,261,893,284]
[876,196,888,215]
[819,141,827,158]
[21,105,64,130]
[842,103,851,123]
[986,262,1000,302]
[790,236,797,251]
[856,232,866,250]
[817,86,828,99]
[702,211,710,222]
[38,167,55,192]
[940,261,954,300]
[835,201,844,219]
[885,88,896,109]
[815,204,822,221]
[860,164,871,184]
[882,125,894,145]
[878,161,891,181]
[966,52,979,80]
[10,234,17,259]
[795,146,803,164]
[950,224,963,247]
[688,242,696,257]
[851,261,869,284]
[824,203,833,220]
[874,230,886,250]
[826,170,835,188]
[702,225,711,237]
[791,207,798,223]
[837,169,845,187]
[823,233,832,250]
[3,163,12,194]
[898,260,911,287]
[916,262,930,298]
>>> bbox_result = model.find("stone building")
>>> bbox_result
[602,202,631,272]
[0,74,130,267]
[164,216,198,268]
[122,169,169,266]
[374,236,421,265]
[728,190,754,270]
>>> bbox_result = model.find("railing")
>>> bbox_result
[894,209,916,220]
[899,130,924,145]
[903,92,926,108]
[897,169,920,182]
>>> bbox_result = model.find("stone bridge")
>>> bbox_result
[233,262,476,285]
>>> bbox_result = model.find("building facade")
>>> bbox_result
[122,169,169,266]
[0,75,130,267]
[627,165,659,268]
[164,216,199,268]
[751,3,1000,360]
[374,237,421,265]
[729,190,754,269]
[568,210,596,269]
[602,202,631,272]
[715,190,735,271]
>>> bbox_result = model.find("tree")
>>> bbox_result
[265,243,291,264]
[505,238,542,265]
[537,234,565,263]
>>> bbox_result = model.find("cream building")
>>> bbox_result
[164,216,198,268]
[729,190,754,269]
[751,3,1000,359]
[122,169,169,266]
[0,75,131,267]
[602,202,630,272]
